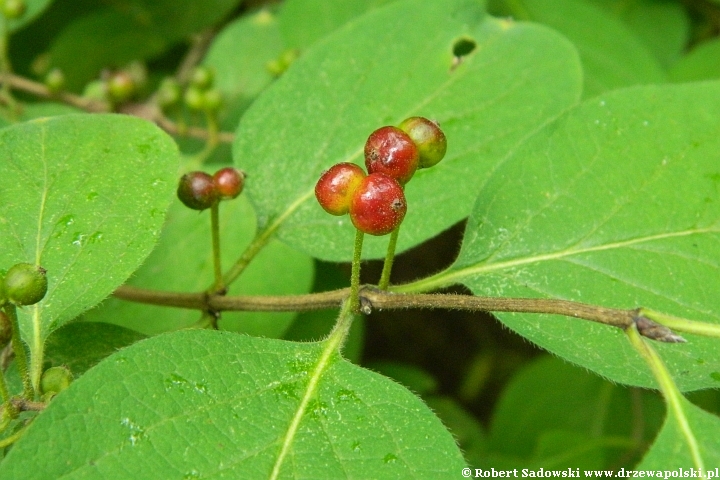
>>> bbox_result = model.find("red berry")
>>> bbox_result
[364,126,419,185]
[177,171,217,210]
[213,167,244,200]
[349,173,406,235]
[315,163,366,216]
[398,117,447,168]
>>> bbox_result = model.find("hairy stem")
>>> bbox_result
[378,225,400,290]
[626,326,706,477]
[113,285,685,342]
[349,229,364,312]
[269,299,354,479]
[210,202,224,293]
[3,305,32,399]
[0,364,10,404]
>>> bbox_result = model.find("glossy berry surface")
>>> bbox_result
[213,167,244,200]
[364,126,419,185]
[4,263,48,306]
[177,171,217,210]
[398,116,447,168]
[315,163,366,216]
[350,173,406,235]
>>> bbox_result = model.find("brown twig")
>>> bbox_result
[11,397,45,412]
[112,285,685,343]
[0,73,234,143]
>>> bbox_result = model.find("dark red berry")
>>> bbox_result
[177,171,217,210]
[398,117,447,168]
[315,163,366,216]
[364,126,419,185]
[213,167,244,200]
[349,173,406,235]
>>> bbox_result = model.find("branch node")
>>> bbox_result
[634,311,686,343]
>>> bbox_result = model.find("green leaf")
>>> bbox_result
[0,101,79,128]
[638,396,720,471]
[489,356,663,468]
[424,396,487,468]
[495,0,666,97]
[4,0,54,33]
[277,0,396,49]
[586,0,689,70]
[0,330,466,478]
[44,322,147,376]
[0,114,178,346]
[427,82,720,390]
[47,9,166,91]
[283,261,365,363]
[669,38,720,83]
[83,194,314,338]
[196,8,285,164]
[234,0,582,261]
[48,0,242,91]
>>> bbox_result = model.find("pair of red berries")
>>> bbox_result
[177,167,245,211]
[315,117,447,235]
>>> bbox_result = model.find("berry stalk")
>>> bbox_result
[210,201,224,293]
[378,225,400,290]
[349,229,364,313]
[3,305,33,399]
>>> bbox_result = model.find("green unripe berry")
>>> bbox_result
[190,66,214,90]
[45,68,66,94]
[4,263,48,306]
[177,171,217,210]
[0,311,10,346]
[398,116,447,168]
[107,71,136,103]
[41,366,73,400]
[266,49,300,77]
[203,88,223,112]
[156,77,181,109]
[2,0,26,19]
[184,86,205,111]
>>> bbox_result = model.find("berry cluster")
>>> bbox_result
[177,167,245,211]
[315,117,447,235]
[0,263,48,307]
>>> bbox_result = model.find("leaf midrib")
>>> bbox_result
[398,226,720,293]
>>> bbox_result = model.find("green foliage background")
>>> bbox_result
[0,0,719,477]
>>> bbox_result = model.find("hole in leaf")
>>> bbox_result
[451,37,477,71]
[452,37,476,58]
